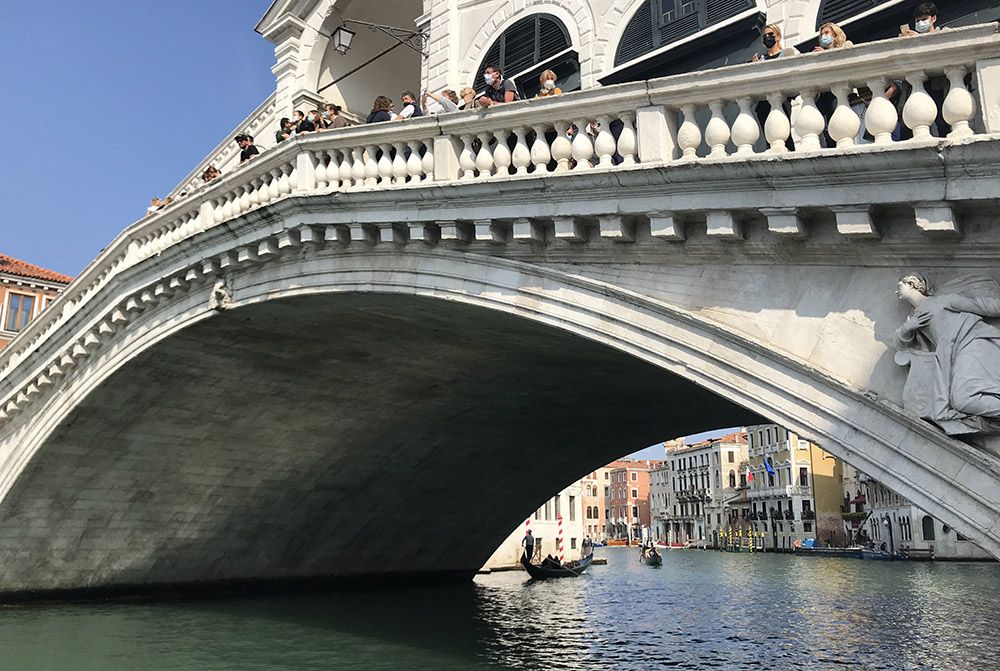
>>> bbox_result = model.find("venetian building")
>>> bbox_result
[0,254,72,351]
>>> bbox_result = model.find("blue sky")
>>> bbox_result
[628,427,740,460]
[0,1,275,276]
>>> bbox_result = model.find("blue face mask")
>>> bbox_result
[915,19,932,33]
[819,34,833,47]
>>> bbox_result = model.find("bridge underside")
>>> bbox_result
[0,293,758,596]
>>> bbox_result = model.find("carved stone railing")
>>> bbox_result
[2,23,999,405]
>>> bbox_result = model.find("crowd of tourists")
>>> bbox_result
[147,2,951,214]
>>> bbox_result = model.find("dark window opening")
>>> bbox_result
[473,14,576,98]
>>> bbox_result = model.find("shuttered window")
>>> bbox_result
[817,0,893,28]
[473,15,571,91]
[615,0,756,66]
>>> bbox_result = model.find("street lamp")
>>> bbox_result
[331,24,356,55]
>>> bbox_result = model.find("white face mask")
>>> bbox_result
[915,19,932,33]
[543,79,555,90]
[483,73,495,85]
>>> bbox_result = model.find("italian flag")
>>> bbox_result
[746,466,754,482]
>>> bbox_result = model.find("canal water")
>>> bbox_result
[2,547,997,670]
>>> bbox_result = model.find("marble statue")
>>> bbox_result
[894,273,1000,436]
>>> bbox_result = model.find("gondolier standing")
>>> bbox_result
[522,529,535,561]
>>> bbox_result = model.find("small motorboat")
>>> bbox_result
[521,552,594,579]
[640,546,663,566]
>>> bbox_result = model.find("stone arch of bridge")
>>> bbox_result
[0,247,998,594]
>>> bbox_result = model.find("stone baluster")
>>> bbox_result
[511,128,531,175]
[617,112,637,165]
[705,101,730,158]
[269,169,282,200]
[314,150,328,189]
[377,143,393,185]
[459,134,477,180]
[279,164,293,196]
[213,196,226,223]
[677,104,701,160]
[530,124,551,173]
[476,133,494,178]
[326,149,341,190]
[343,149,359,188]
[406,141,424,182]
[763,93,790,154]
[943,66,976,140]
[248,177,261,208]
[551,121,573,172]
[221,193,234,220]
[492,130,512,177]
[392,142,409,184]
[593,115,617,167]
[421,141,434,181]
[238,184,251,212]
[731,97,759,156]
[864,78,898,145]
[571,119,594,169]
[230,188,244,218]
[828,82,860,149]
[903,71,937,139]
[364,145,379,186]
[795,91,825,152]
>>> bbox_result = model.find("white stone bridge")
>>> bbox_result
[2,25,1000,595]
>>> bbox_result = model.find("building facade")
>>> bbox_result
[652,432,747,547]
[484,481,585,568]
[606,459,661,542]
[843,466,993,560]
[745,423,846,551]
[0,254,72,350]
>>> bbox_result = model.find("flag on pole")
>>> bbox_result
[746,465,754,482]
[763,459,777,477]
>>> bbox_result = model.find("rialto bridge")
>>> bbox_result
[2,20,1000,595]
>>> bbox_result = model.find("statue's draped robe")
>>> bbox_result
[895,295,1000,435]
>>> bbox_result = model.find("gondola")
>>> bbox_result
[521,552,594,579]
[640,547,662,566]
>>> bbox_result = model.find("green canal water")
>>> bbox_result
[1,548,997,670]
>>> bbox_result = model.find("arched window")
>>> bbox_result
[728,470,736,488]
[816,0,894,28]
[474,14,579,99]
[922,515,936,541]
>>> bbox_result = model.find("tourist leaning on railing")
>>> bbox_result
[201,165,221,183]
[895,3,954,139]
[535,69,562,98]
[274,117,293,144]
[424,89,460,114]
[396,91,423,119]
[366,95,395,123]
[476,64,519,108]
[235,134,259,163]
[324,103,350,129]
[294,110,315,134]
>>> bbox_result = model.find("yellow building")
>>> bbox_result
[745,424,847,550]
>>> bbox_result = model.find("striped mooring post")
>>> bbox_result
[557,514,564,562]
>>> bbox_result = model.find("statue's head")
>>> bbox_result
[900,272,931,295]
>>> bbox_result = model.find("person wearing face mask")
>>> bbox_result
[294,110,315,134]
[751,24,798,63]
[900,3,940,37]
[752,24,799,151]
[477,65,519,107]
[536,70,562,98]
[896,3,954,138]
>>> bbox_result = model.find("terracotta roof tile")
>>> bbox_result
[0,253,74,285]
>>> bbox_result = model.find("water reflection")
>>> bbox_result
[0,549,996,670]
